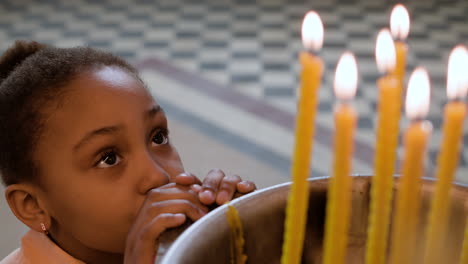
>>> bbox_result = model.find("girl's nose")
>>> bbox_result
[136,150,171,194]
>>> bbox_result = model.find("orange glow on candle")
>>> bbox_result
[323,52,358,264]
[405,68,430,120]
[301,11,324,52]
[424,45,468,264]
[333,52,358,100]
[375,29,396,73]
[281,11,324,264]
[390,68,432,264]
[366,28,401,264]
[447,46,468,100]
[390,4,410,41]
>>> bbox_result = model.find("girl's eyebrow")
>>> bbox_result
[146,105,163,119]
[73,125,123,152]
[73,105,163,152]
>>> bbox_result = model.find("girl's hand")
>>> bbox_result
[124,183,208,264]
[174,169,257,206]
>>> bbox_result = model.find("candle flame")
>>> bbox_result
[375,28,396,73]
[447,45,468,100]
[390,4,410,40]
[334,52,358,100]
[406,67,431,120]
[301,11,324,51]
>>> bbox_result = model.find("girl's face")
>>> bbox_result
[34,66,184,257]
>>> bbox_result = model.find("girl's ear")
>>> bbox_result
[5,183,51,233]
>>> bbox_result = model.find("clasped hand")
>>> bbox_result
[124,169,256,264]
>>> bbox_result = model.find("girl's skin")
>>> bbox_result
[4,66,255,264]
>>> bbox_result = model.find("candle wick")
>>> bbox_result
[306,49,319,56]
[409,119,433,133]
[379,72,389,79]
[336,99,353,107]
[448,97,465,103]
[394,38,407,44]
[410,116,425,123]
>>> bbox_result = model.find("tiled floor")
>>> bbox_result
[1,0,468,257]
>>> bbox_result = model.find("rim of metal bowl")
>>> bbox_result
[161,174,468,263]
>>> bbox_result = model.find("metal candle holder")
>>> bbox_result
[161,175,468,264]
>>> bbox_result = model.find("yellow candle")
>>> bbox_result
[366,29,401,264]
[424,45,468,264]
[323,52,358,264]
[390,4,410,84]
[390,68,432,264]
[393,41,408,83]
[281,11,324,264]
[227,204,247,264]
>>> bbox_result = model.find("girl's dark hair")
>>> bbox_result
[0,40,140,186]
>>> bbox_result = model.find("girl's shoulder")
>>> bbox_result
[1,230,85,264]
[1,248,24,264]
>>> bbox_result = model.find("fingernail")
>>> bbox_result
[240,181,252,190]
[174,213,186,221]
[192,184,202,192]
[217,190,230,204]
[178,172,189,177]
[200,190,214,202]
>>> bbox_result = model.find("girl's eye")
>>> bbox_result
[97,151,121,168]
[152,129,169,145]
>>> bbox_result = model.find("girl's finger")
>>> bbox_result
[236,181,257,194]
[124,213,186,264]
[199,169,225,204]
[148,199,208,222]
[147,187,208,213]
[216,175,242,204]
[191,184,202,193]
[173,172,202,186]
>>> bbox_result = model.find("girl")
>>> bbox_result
[0,40,256,264]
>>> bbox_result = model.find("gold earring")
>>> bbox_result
[40,223,49,235]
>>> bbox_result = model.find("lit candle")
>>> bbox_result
[424,46,468,264]
[227,204,247,264]
[323,52,358,264]
[281,11,324,264]
[390,4,410,84]
[390,68,432,264]
[365,29,401,264]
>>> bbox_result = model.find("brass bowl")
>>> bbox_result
[161,175,468,264]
